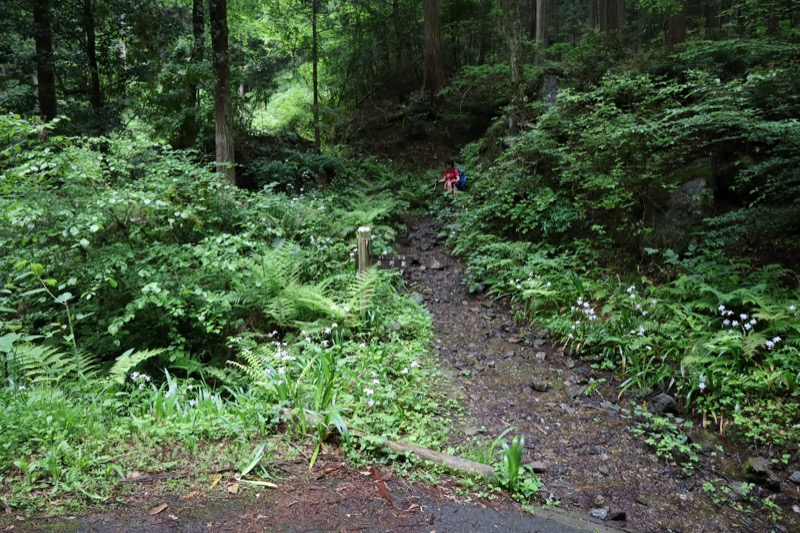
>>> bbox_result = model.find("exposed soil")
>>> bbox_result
[9,453,618,533]
[6,215,800,533]
[392,216,800,533]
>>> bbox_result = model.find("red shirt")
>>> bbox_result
[444,168,459,186]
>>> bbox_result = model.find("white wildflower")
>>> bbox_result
[189,399,197,407]
[410,361,419,368]
[364,388,374,396]
[401,368,408,374]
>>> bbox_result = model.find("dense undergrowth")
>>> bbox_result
[444,38,800,453]
[0,115,455,513]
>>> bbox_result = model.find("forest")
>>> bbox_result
[1,0,799,530]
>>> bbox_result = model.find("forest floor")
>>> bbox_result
[7,216,800,533]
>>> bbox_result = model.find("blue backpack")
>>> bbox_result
[456,168,467,191]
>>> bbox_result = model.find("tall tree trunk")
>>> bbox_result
[423,0,445,95]
[312,0,320,152]
[190,0,204,108]
[535,0,547,44]
[704,0,720,38]
[599,0,624,39]
[83,0,102,110]
[176,0,205,148]
[529,0,537,40]
[501,0,523,99]
[33,0,57,121]
[665,1,687,47]
[392,0,406,102]
[210,0,236,185]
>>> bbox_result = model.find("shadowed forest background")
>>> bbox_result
[1,0,799,527]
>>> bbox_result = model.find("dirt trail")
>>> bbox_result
[394,216,800,533]
[11,217,800,533]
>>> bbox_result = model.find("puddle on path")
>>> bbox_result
[394,217,800,533]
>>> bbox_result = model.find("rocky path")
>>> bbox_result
[394,217,800,533]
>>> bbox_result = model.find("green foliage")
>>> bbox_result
[631,406,700,473]
[447,42,800,451]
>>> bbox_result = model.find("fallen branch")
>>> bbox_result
[283,409,496,480]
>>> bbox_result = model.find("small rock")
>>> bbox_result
[529,461,546,473]
[607,509,626,521]
[788,471,800,485]
[486,360,495,368]
[504,350,515,358]
[590,508,608,520]
[635,494,649,506]
[508,336,524,344]
[534,351,547,362]
[599,401,620,413]
[793,504,800,515]
[598,464,610,476]
[648,393,678,415]
[678,493,694,503]
[430,260,443,270]
[744,456,782,491]
[686,427,721,453]
[421,287,434,296]
[533,338,546,347]
[565,358,576,369]
[559,403,575,413]
[567,385,587,399]
[461,300,469,306]
[529,379,549,392]
[463,427,481,437]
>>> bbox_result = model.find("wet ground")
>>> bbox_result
[7,216,800,533]
[393,217,800,533]
[15,454,622,533]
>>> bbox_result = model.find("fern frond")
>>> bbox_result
[108,348,166,385]
[10,344,71,385]
[344,268,383,314]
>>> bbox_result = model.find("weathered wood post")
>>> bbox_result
[357,226,372,273]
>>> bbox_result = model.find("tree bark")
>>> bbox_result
[33,0,57,121]
[210,0,236,185]
[392,0,406,103]
[529,0,537,40]
[312,0,320,152]
[83,0,102,110]
[501,0,523,99]
[423,0,445,95]
[599,0,624,39]
[664,1,687,47]
[175,0,205,149]
[535,0,547,45]
[190,0,204,107]
[704,0,720,38]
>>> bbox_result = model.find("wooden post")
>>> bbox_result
[357,226,372,273]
